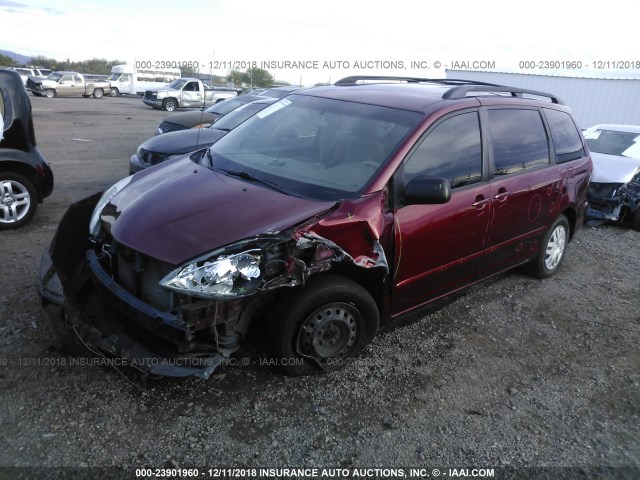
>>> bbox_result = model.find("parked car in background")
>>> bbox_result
[0,70,54,229]
[38,77,590,379]
[9,67,52,85]
[26,71,111,98]
[156,94,264,135]
[131,98,277,173]
[143,78,238,112]
[584,124,640,230]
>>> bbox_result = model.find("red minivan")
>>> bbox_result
[39,76,592,378]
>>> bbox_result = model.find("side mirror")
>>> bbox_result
[404,176,451,205]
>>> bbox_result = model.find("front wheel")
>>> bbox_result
[0,172,37,230]
[110,87,119,97]
[269,274,379,375]
[44,89,56,98]
[162,98,177,112]
[92,88,104,99]
[525,214,569,279]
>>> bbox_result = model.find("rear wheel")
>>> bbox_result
[92,88,104,99]
[525,214,569,279]
[269,274,379,375]
[162,98,177,112]
[0,172,37,230]
[44,89,55,98]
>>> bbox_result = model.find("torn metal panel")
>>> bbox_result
[300,191,391,271]
[38,188,392,379]
[587,173,640,222]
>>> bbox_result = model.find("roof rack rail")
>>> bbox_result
[334,75,502,87]
[443,85,563,104]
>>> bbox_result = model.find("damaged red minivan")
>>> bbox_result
[38,76,592,378]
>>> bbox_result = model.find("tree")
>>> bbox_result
[0,54,15,67]
[30,55,58,69]
[228,69,245,86]
[245,67,274,88]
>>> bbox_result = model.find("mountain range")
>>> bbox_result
[0,50,34,65]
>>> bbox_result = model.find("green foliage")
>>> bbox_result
[0,54,16,67]
[246,67,274,87]
[62,58,126,75]
[30,55,58,69]
[228,68,274,87]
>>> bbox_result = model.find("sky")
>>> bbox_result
[1,0,640,85]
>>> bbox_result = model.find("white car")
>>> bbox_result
[585,124,640,230]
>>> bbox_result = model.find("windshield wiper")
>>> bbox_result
[217,168,285,192]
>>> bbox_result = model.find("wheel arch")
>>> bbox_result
[560,206,577,240]
[162,97,179,111]
[0,160,45,202]
[300,265,386,336]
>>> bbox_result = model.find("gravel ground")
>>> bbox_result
[0,96,638,479]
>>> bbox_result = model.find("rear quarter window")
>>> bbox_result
[543,108,585,163]
[487,109,550,175]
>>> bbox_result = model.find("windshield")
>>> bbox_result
[107,73,121,81]
[211,100,276,131]
[47,73,62,81]
[585,128,640,158]
[205,96,253,115]
[207,94,422,201]
[167,78,187,89]
[259,88,294,99]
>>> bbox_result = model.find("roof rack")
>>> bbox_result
[334,75,502,87]
[442,85,563,104]
[333,75,564,105]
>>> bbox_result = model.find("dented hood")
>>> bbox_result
[105,157,336,265]
[591,152,640,184]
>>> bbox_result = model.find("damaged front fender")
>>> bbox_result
[38,190,393,379]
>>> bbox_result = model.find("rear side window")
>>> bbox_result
[404,111,482,188]
[488,109,549,175]
[544,108,585,163]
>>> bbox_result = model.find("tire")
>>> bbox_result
[525,214,569,279]
[92,88,104,99]
[162,98,177,112]
[44,89,56,98]
[630,207,640,232]
[269,274,379,375]
[0,172,38,230]
[110,87,119,97]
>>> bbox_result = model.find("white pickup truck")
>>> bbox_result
[26,71,111,98]
[142,77,238,111]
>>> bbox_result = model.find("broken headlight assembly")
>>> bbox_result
[160,249,264,299]
[89,176,132,237]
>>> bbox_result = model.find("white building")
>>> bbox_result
[446,70,640,128]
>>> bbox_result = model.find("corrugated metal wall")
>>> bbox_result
[446,70,640,128]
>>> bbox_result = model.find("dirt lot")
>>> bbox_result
[0,96,639,478]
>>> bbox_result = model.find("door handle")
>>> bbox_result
[494,191,509,201]
[472,197,490,208]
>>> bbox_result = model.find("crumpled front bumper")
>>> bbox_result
[142,98,163,109]
[37,194,230,379]
[586,181,640,222]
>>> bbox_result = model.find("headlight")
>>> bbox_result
[160,249,263,298]
[89,176,133,237]
[192,123,212,129]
